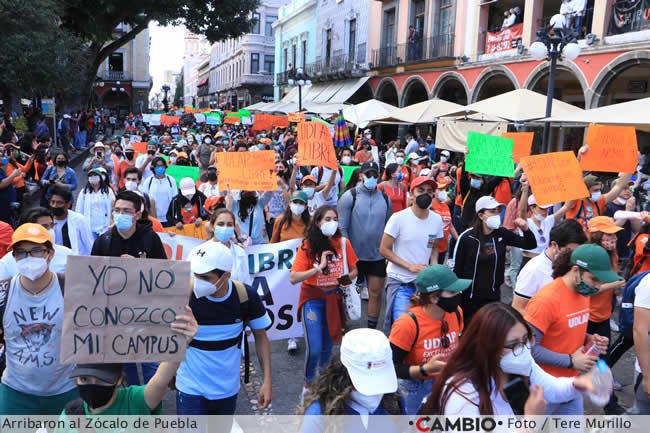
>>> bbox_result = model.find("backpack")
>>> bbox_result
[146,174,172,190]
[315,166,344,185]
[619,270,650,338]
[350,187,390,214]
[406,307,462,351]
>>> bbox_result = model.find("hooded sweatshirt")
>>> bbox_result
[91,221,166,259]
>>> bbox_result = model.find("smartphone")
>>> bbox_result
[337,274,353,286]
[96,152,103,158]
[503,377,529,416]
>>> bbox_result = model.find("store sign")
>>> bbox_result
[485,23,523,54]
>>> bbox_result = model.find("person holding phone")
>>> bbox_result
[290,205,358,396]
[40,153,77,206]
[82,142,114,181]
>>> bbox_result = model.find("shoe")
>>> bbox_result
[604,403,626,415]
[613,378,623,391]
[287,338,297,355]
[610,319,620,333]
[360,286,369,300]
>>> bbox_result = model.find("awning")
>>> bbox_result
[342,99,397,128]
[374,99,465,125]
[544,97,650,133]
[196,78,209,87]
[281,77,370,105]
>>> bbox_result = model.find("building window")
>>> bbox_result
[383,9,395,48]
[326,29,332,66]
[251,53,260,73]
[414,0,425,35]
[439,0,454,35]
[349,19,356,63]
[264,55,275,73]
[109,52,124,71]
[292,43,297,69]
[302,40,307,68]
[265,16,276,37]
[283,47,288,71]
[252,13,261,34]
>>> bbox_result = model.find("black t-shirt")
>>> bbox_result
[91,223,166,259]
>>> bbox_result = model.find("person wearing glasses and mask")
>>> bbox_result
[389,265,470,414]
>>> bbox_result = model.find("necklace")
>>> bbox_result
[22,272,54,296]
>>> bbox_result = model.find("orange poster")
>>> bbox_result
[297,121,338,170]
[161,115,180,126]
[132,142,147,154]
[502,132,534,163]
[581,124,638,173]
[214,150,276,191]
[224,116,240,125]
[288,112,305,123]
[165,222,208,240]
[272,115,289,128]
[520,151,589,207]
[253,114,273,131]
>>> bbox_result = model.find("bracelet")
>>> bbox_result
[568,354,574,369]
[419,364,427,377]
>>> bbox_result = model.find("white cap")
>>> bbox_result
[179,177,196,196]
[340,329,397,396]
[92,141,105,150]
[407,152,420,162]
[189,241,233,275]
[441,150,450,157]
[475,195,506,213]
[527,194,553,209]
[419,168,432,177]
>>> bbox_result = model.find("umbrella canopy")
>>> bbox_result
[374,99,464,125]
[334,110,352,148]
[342,99,397,128]
[439,88,583,122]
[543,97,650,133]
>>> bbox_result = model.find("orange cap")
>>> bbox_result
[204,195,225,212]
[588,216,623,234]
[301,175,317,185]
[8,223,53,251]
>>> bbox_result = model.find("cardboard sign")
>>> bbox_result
[194,113,206,123]
[254,114,273,131]
[214,150,276,191]
[161,115,180,126]
[521,151,589,206]
[165,164,200,186]
[206,113,221,125]
[273,115,289,128]
[288,112,305,123]
[581,124,638,173]
[502,132,534,163]
[132,142,147,154]
[465,132,515,177]
[61,256,191,363]
[297,122,338,170]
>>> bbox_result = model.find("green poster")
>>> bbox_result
[465,132,515,178]
[238,109,251,118]
[342,165,360,186]
[165,164,200,186]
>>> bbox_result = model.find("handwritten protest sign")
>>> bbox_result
[342,165,360,186]
[502,132,534,163]
[273,115,289,128]
[581,124,638,173]
[465,132,514,177]
[224,116,240,125]
[161,115,180,126]
[214,150,276,191]
[288,112,305,123]
[193,113,206,123]
[165,165,200,186]
[206,113,221,125]
[132,142,147,154]
[521,151,589,206]
[254,114,273,131]
[297,122,338,169]
[61,256,191,363]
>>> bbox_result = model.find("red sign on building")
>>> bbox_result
[485,23,524,54]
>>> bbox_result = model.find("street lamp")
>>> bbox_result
[530,22,581,154]
[287,67,312,112]
[161,84,171,112]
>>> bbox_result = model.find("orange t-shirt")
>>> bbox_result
[589,255,618,323]
[455,167,463,207]
[630,234,650,276]
[355,150,373,164]
[389,305,463,379]
[431,201,452,253]
[566,196,607,231]
[436,162,451,183]
[270,213,307,243]
[292,237,358,288]
[493,178,513,205]
[148,216,164,233]
[399,166,413,189]
[525,277,590,378]
[379,182,407,214]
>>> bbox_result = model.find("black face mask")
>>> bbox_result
[77,383,116,409]
[415,193,432,209]
[51,206,65,217]
[207,172,218,181]
[147,150,156,155]
[125,151,134,160]
[437,293,462,313]
[56,160,66,167]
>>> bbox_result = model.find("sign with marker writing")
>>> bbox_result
[521,151,589,207]
[297,121,338,169]
[465,132,515,177]
[581,124,638,173]
[61,256,191,363]
[502,132,534,163]
[214,150,276,191]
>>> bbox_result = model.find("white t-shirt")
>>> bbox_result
[635,274,650,373]
[514,251,553,300]
[135,153,155,181]
[307,191,327,216]
[310,167,342,207]
[199,182,223,198]
[524,215,555,254]
[139,175,178,224]
[53,217,67,246]
[384,207,444,283]
[0,245,73,279]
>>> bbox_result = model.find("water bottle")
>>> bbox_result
[587,360,613,407]
[584,342,600,357]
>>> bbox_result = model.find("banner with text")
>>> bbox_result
[214,150,276,191]
[486,23,523,54]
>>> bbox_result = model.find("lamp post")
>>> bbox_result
[287,67,312,112]
[530,25,580,154]
[161,84,171,112]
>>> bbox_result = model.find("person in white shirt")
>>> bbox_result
[633,273,650,413]
[48,187,94,256]
[198,165,223,198]
[404,134,419,156]
[569,0,587,34]
[135,141,159,181]
[310,166,345,207]
[75,168,115,239]
[139,157,177,226]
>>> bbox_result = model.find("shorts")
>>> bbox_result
[356,259,387,279]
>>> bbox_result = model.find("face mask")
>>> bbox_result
[437,190,448,201]
[440,156,448,163]
[341,156,351,165]
[170,157,177,164]
[115,150,123,158]
[320,220,338,237]
[77,384,116,410]
[193,277,217,298]
[615,197,627,205]
[16,257,49,281]
[395,172,405,181]
[396,157,405,165]
[182,191,194,200]
[419,147,426,152]
[88,176,100,186]
[364,176,378,190]
[125,151,134,160]
[349,390,383,413]
[470,178,482,189]
[154,166,166,176]
[258,144,264,150]
[56,160,66,167]
[534,212,545,222]
[415,193,432,209]
[208,172,218,182]
[485,214,501,230]
[113,213,134,231]
[601,238,617,251]
[500,346,534,377]
[51,206,65,217]
[1,157,7,165]
[436,293,462,313]
[576,272,599,297]
[214,226,235,243]
[303,187,315,198]
[590,191,602,202]
[147,150,156,156]
[290,203,306,215]
[125,180,138,191]
[204,138,211,144]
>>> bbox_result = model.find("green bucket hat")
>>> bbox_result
[570,244,621,283]
[415,265,472,294]
[291,190,309,204]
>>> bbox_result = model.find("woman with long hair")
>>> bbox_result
[290,205,358,393]
[75,167,115,239]
[40,152,77,206]
[379,163,407,214]
[422,303,595,416]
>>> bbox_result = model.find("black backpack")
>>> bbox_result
[406,307,462,351]
[349,187,390,213]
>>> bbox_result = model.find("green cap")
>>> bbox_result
[148,139,157,146]
[570,244,621,283]
[291,190,309,204]
[415,265,472,294]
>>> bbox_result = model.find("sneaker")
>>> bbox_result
[610,319,620,333]
[287,338,297,355]
[360,286,369,300]
[604,403,626,415]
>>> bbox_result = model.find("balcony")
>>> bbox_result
[371,34,455,69]
[98,70,132,81]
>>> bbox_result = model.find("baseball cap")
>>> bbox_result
[92,142,105,150]
[415,265,472,294]
[475,196,505,213]
[361,161,379,174]
[177,152,189,159]
[291,190,309,204]
[89,168,103,177]
[189,241,233,275]
[169,149,178,156]
[301,175,317,185]
[340,329,397,396]
[8,223,53,251]
[583,174,600,189]
[588,216,623,234]
[70,364,123,384]
[407,152,421,162]
[410,176,438,192]
[570,244,621,283]
[527,195,553,209]
[179,177,196,196]
[203,195,225,212]
[419,168,432,177]
[441,150,450,157]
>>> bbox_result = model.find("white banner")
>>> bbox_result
[241,116,252,125]
[143,113,161,126]
[194,113,206,123]
[159,234,303,340]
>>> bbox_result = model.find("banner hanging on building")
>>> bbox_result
[609,0,650,34]
[485,23,523,54]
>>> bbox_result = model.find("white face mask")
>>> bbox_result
[88,176,100,185]
[396,157,405,165]
[590,191,602,202]
[440,156,448,163]
[616,197,627,205]
[500,346,534,377]
[485,214,501,230]
[349,390,383,413]
[419,147,426,152]
[48,229,56,242]
[341,156,352,165]
[16,257,49,281]
[302,187,315,198]
[193,277,216,298]
[290,203,305,215]
[125,180,138,191]
[320,220,338,237]
[437,190,448,201]
[534,212,545,222]
[170,157,177,164]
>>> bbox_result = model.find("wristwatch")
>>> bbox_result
[568,354,574,369]
[419,364,427,377]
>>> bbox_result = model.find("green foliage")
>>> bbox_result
[13,116,27,134]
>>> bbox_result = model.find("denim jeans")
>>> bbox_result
[399,378,434,415]
[392,285,416,325]
[123,362,159,386]
[507,247,522,286]
[80,130,87,147]
[301,299,333,383]
[545,393,584,419]
[73,132,82,150]
[176,390,237,415]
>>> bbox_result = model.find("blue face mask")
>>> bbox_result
[113,213,134,231]
[470,178,482,189]
[364,176,378,189]
[1,157,7,165]
[154,166,166,176]
[258,144,264,149]
[303,187,315,197]
[214,226,235,243]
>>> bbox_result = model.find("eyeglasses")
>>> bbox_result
[440,320,450,349]
[503,337,532,356]
[14,247,50,260]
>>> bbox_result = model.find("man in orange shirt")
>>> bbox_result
[566,173,632,231]
[525,244,619,415]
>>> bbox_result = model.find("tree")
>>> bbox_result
[173,70,184,108]
[59,0,260,109]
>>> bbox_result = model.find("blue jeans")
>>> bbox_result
[392,285,416,325]
[545,393,584,416]
[176,390,237,416]
[399,378,434,415]
[301,299,333,383]
[80,130,87,147]
[508,247,522,286]
[73,132,82,150]
[123,362,159,386]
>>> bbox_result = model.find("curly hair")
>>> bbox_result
[303,205,340,262]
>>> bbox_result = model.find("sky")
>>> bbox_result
[149,22,186,93]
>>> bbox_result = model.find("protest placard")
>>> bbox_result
[502,132,534,163]
[241,116,252,125]
[224,116,240,125]
[342,165,360,186]
[253,114,273,131]
[297,122,338,169]
[520,151,589,206]
[214,150,276,191]
[165,223,208,240]
[132,142,147,154]
[165,165,200,186]
[581,124,638,173]
[61,256,191,363]
[288,112,305,123]
[193,113,206,123]
[465,132,514,177]
[272,115,289,128]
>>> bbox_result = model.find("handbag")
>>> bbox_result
[341,237,361,321]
